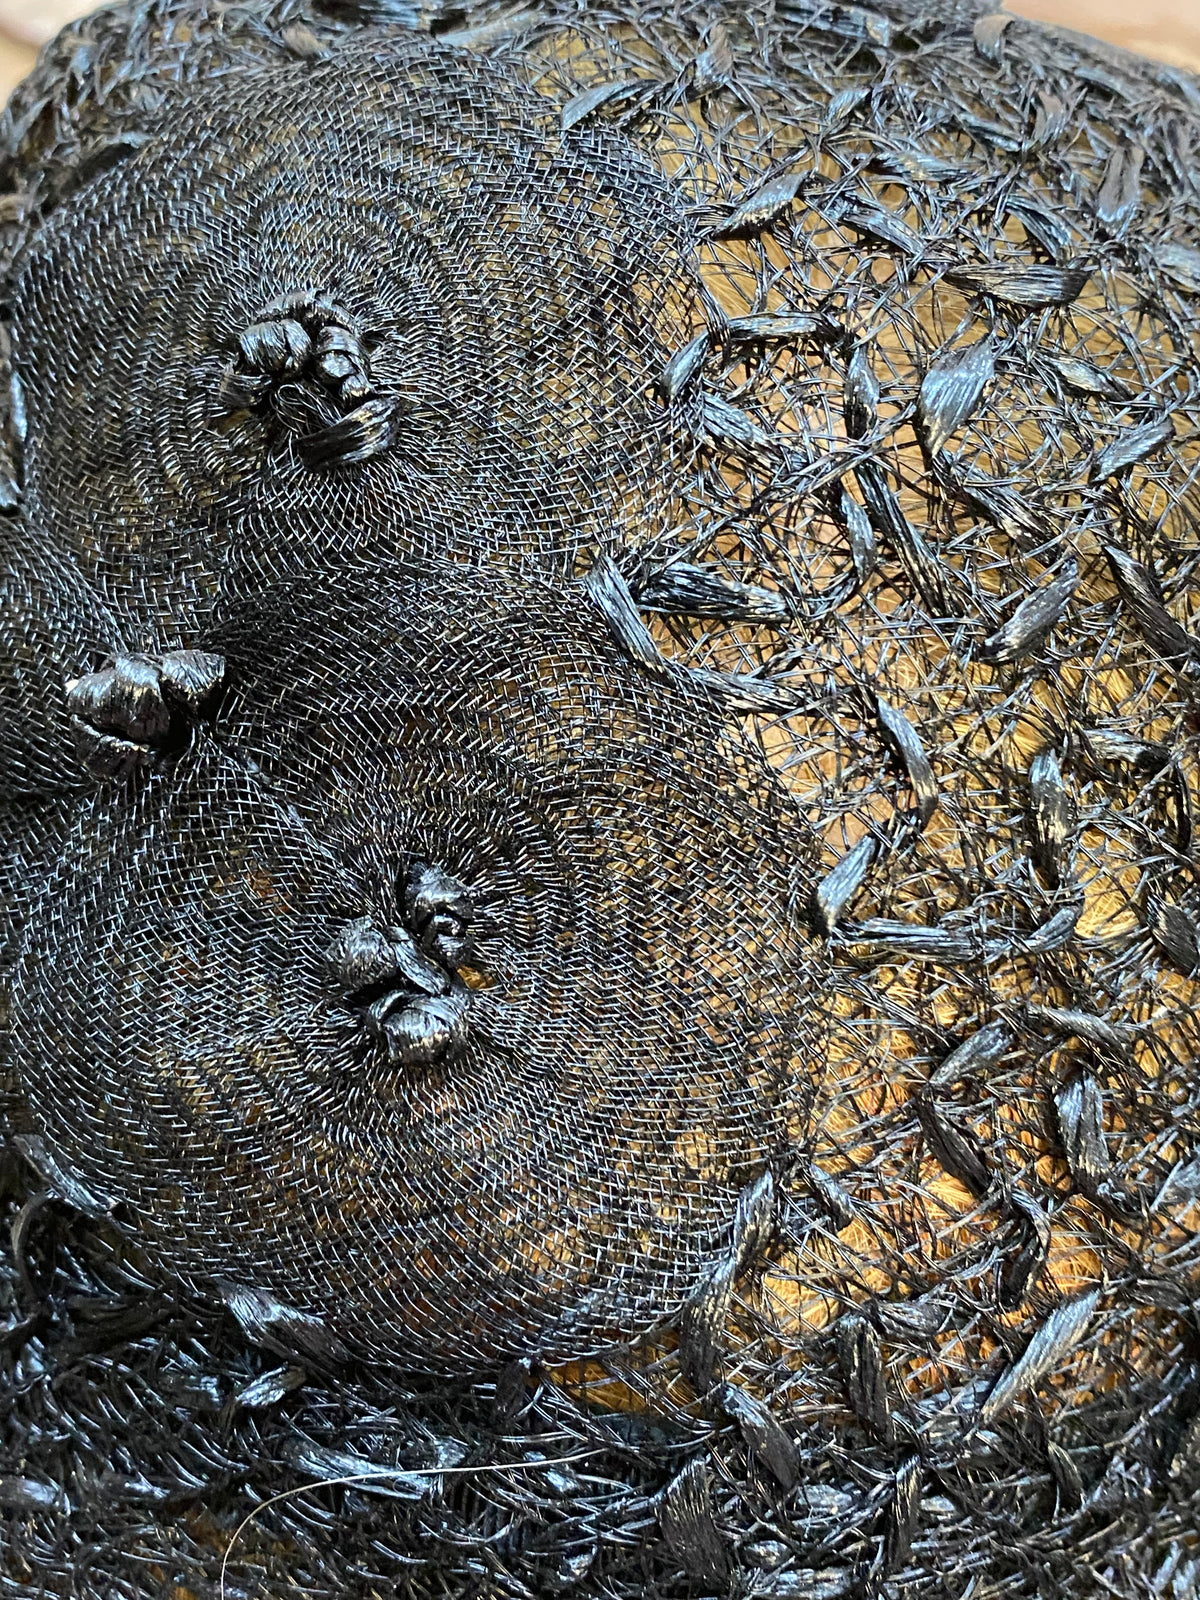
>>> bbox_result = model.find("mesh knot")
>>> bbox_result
[64,648,225,781]
[326,863,477,1067]
[220,291,399,470]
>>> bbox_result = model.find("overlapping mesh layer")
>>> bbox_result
[14,562,816,1368]
[9,39,703,640]
[0,519,121,796]
[2,0,1200,1596]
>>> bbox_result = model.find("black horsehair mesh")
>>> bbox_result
[2,0,1200,1596]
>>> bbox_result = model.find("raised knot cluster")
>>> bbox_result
[1,26,816,1372]
[5,1,1200,1595]
[221,293,395,470]
[327,863,477,1068]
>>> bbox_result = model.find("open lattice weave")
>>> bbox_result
[2,0,1200,1595]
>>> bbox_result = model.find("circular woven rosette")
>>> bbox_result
[13,562,819,1369]
[9,35,702,641]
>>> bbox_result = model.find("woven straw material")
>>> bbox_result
[7,38,705,644]
[16,561,816,1369]
[2,1,1200,1596]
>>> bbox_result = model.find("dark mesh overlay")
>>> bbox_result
[2,0,1200,1596]
[16,563,815,1368]
[10,42,704,641]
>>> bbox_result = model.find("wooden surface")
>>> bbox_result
[0,31,34,100]
[1009,0,1200,72]
[0,2,1198,111]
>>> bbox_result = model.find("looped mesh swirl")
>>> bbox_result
[10,38,703,640]
[3,0,1200,1596]
[13,562,817,1369]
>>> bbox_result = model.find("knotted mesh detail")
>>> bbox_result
[14,562,818,1369]
[2,0,1200,1595]
[9,39,704,641]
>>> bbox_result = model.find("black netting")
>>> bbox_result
[2,0,1200,1596]
[8,40,705,641]
[0,519,123,797]
[15,562,816,1369]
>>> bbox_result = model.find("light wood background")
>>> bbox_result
[0,2,1197,114]
[1009,0,1200,73]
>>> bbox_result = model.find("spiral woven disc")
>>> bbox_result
[13,562,818,1369]
[10,37,702,642]
[8,0,1200,1593]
